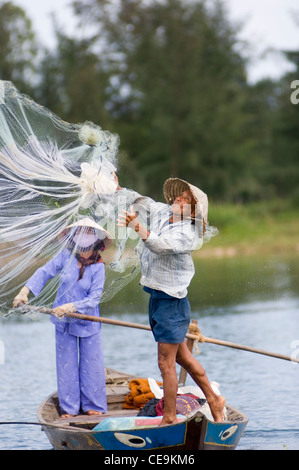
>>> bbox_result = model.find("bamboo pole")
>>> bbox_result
[20,305,299,364]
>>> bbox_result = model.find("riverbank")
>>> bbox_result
[195,199,299,259]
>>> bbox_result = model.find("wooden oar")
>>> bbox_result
[19,304,299,364]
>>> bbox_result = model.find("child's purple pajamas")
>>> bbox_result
[26,249,107,415]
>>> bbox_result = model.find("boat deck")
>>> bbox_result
[52,409,139,429]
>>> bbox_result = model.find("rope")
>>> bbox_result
[0,421,42,426]
[0,421,72,429]
[188,323,205,353]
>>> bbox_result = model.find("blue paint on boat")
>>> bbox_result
[204,421,247,448]
[92,420,187,450]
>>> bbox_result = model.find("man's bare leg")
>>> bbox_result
[157,342,180,425]
[176,341,226,422]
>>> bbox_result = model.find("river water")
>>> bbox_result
[0,254,298,451]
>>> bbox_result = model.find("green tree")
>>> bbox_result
[268,51,299,200]
[237,78,278,201]
[0,1,38,94]
[71,0,257,201]
[36,30,111,126]
[36,23,142,190]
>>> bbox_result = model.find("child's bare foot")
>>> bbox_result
[85,410,103,416]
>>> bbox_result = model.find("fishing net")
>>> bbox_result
[0,80,142,315]
[0,80,216,317]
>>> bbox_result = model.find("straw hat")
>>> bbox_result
[66,217,113,249]
[163,177,208,223]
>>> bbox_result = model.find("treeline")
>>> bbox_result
[0,0,298,203]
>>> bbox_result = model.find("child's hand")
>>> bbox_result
[53,303,76,317]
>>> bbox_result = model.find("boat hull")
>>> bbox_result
[37,369,248,451]
[39,406,248,451]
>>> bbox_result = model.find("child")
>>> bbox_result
[13,217,112,418]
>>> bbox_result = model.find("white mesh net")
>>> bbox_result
[0,80,141,315]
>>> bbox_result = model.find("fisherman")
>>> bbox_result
[117,177,226,425]
[13,218,112,418]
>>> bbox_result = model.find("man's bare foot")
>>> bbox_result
[159,415,178,426]
[209,395,226,422]
[60,413,75,418]
[85,410,103,416]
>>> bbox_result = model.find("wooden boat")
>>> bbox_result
[37,367,248,451]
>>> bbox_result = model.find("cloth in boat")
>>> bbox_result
[25,248,107,415]
[143,287,190,344]
[123,378,163,410]
[137,398,160,416]
[137,395,205,417]
[156,394,203,417]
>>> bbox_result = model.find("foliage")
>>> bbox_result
[0,1,38,94]
[207,198,299,254]
[268,51,299,199]
[0,0,298,204]
[72,0,255,200]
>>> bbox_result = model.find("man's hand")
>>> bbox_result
[117,206,150,241]
[117,206,139,229]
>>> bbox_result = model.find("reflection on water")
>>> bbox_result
[189,255,299,311]
[103,254,299,314]
[0,254,298,450]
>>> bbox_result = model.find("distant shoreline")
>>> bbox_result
[195,242,299,259]
[195,199,299,259]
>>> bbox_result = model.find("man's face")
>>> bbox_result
[170,190,195,218]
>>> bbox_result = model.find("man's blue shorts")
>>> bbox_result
[143,287,191,344]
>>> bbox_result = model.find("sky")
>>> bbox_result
[13,0,299,83]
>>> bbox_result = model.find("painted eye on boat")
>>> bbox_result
[114,432,146,448]
[220,425,238,441]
